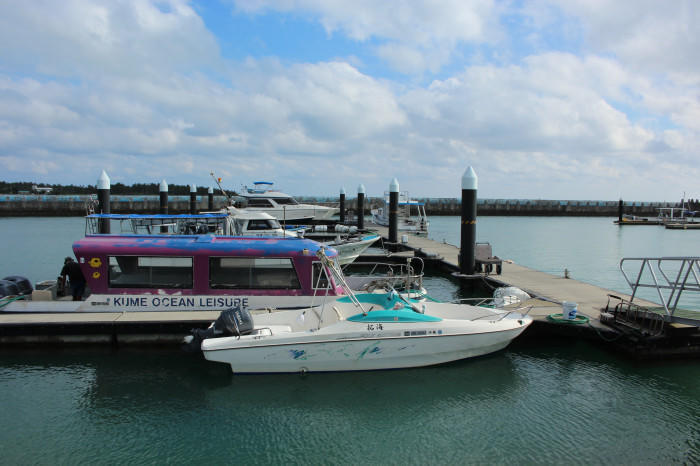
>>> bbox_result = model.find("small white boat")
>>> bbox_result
[371,191,429,235]
[196,252,532,373]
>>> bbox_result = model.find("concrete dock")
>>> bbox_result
[369,225,651,323]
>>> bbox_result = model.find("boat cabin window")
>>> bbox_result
[108,256,193,289]
[311,262,331,289]
[247,198,274,207]
[209,257,301,289]
[272,197,298,205]
[247,220,275,230]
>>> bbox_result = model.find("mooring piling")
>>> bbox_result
[459,166,477,275]
[618,199,623,223]
[339,187,346,224]
[159,179,169,233]
[189,184,197,214]
[389,178,399,244]
[357,184,365,229]
[97,170,111,234]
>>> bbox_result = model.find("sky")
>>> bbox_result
[0,0,698,201]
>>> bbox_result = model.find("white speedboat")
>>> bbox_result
[371,191,429,235]
[238,181,338,223]
[196,252,532,373]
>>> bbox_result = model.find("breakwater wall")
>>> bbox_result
[0,195,229,216]
[302,197,677,217]
[0,194,677,217]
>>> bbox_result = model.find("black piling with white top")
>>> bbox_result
[618,199,623,223]
[357,184,365,230]
[159,180,169,214]
[189,184,197,214]
[459,167,478,275]
[159,180,168,233]
[339,187,346,224]
[208,187,214,211]
[389,178,399,244]
[97,170,111,234]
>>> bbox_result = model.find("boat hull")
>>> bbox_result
[202,318,530,373]
[246,206,338,223]
[331,235,380,265]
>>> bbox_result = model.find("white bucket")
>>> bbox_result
[401,234,409,244]
[562,301,578,320]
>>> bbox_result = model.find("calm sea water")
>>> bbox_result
[0,216,699,464]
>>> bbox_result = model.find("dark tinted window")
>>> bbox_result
[247,198,274,207]
[210,257,301,289]
[272,197,298,205]
[108,256,193,289]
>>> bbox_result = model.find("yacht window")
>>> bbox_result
[311,262,331,289]
[247,198,274,207]
[247,220,273,230]
[108,256,193,289]
[210,257,301,289]
[268,219,281,228]
[272,197,298,205]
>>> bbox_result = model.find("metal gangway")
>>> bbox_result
[619,257,700,326]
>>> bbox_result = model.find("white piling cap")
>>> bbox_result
[462,166,478,190]
[390,178,399,193]
[190,184,196,193]
[208,186,213,194]
[340,187,345,195]
[159,180,168,192]
[97,170,110,190]
[358,184,365,194]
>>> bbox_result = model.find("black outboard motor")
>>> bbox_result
[2,276,33,296]
[183,305,254,352]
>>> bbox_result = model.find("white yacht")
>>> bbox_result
[239,181,338,223]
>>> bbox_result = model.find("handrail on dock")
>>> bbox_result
[619,256,700,324]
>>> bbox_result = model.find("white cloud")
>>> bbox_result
[0,0,219,78]
[0,0,699,201]
[549,0,700,81]
[233,0,501,74]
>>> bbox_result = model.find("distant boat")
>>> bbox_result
[237,181,338,223]
[371,191,429,235]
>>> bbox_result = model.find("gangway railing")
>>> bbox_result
[619,256,700,326]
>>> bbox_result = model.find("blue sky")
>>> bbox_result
[0,0,698,201]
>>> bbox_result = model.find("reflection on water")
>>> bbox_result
[0,345,698,465]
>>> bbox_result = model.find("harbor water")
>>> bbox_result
[0,216,699,464]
